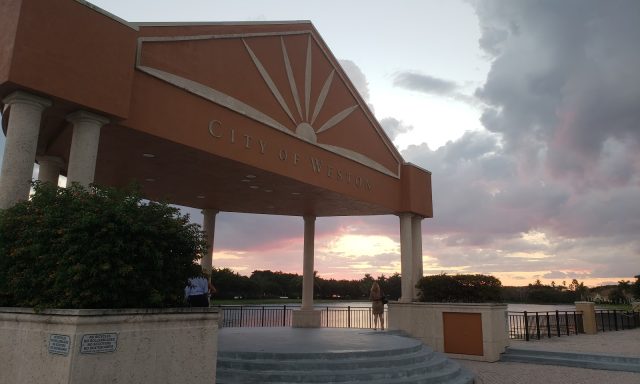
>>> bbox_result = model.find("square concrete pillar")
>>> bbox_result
[292,309,322,328]
[575,301,597,334]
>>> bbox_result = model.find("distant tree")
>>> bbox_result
[416,274,502,303]
[633,275,640,300]
[609,280,632,304]
[575,281,589,301]
[384,273,402,300]
[501,286,528,303]
[359,274,375,299]
[569,279,580,291]
[210,268,259,300]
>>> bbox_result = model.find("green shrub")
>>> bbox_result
[416,273,502,303]
[0,182,206,309]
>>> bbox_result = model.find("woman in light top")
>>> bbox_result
[185,272,216,307]
[369,281,385,330]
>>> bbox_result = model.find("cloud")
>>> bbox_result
[379,117,413,141]
[339,61,418,143]
[394,72,458,95]
[393,71,478,105]
[543,271,567,280]
[474,0,640,184]
[391,0,640,286]
[339,59,371,104]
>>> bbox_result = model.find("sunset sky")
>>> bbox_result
[2,0,639,287]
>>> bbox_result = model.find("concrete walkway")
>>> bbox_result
[457,328,640,383]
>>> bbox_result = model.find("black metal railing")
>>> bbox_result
[215,305,388,329]
[595,310,640,332]
[508,310,583,340]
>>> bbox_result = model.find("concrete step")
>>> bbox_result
[217,346,441,371]
[217,347,474,383]
[501,347,640,373]
[219,342,424,361]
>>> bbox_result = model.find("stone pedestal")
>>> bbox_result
[0,307,220,384]
[575,301,597,334]
[388,302,508,362]
[291,309,322,328]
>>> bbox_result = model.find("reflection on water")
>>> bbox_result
[507,303,577,312]
[223,302,583,312]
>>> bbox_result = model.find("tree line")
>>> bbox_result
[210,268,401,301]
[211,268,640,304]
[502,278,640,304]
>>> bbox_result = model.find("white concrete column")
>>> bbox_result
[0,91,51,209]
[411,215,424,301]
[66,110,109,187]
[301,215,316,310]
[399,213,414,303]
[36,156,64,185]
[201,209,219,277]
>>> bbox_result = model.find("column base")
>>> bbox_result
[292,309,322,328]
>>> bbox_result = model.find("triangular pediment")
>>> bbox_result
[135,25,401,177]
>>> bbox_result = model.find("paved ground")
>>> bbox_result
[457,328,640,384]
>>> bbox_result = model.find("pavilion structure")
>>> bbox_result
[0,0,432,326]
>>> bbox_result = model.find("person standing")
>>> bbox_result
[185,274,211,307]
[369,281,385,330]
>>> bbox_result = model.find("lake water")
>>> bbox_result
[314,302,580,312]
[506,303,577,312]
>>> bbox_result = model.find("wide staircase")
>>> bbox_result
[216,342,474,383]
[501,348,640,373]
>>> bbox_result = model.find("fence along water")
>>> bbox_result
[508,310,583,340]
[595,309,640,332]
[215,305,388,328]
[216,305,639,340]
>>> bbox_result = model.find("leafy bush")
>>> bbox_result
[0,182,205,309]
[416,273,502,303]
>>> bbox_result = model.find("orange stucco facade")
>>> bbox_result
[0,0,432,218]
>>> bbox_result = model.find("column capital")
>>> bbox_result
[303,215,316,223]
[2,91,51,111]
[396,212,414,219]
[66,110,109,126]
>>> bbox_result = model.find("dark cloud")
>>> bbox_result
[399,0,640,284]
[402,131,570,238]
[474,0,640,184]
[393,72,478,105]
[393,72,458,95]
